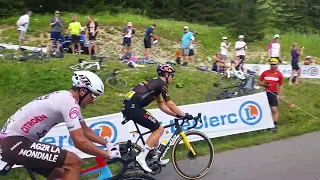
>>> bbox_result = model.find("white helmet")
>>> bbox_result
[72,71,104,95]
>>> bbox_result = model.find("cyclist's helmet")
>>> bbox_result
[72,71,104,95]
[157,64,176,76]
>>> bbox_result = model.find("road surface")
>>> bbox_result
[155,131,320,180]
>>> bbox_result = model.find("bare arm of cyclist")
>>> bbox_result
[165,100,185,117]
[80,121,108,146]
[156,95,178,116]
[69,129,110,158]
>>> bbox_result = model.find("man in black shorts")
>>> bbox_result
[143,24,157,61]
[121,64,193,172]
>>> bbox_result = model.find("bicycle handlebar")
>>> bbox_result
[173,113,202,130]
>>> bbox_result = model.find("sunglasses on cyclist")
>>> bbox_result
[90,93,99,102]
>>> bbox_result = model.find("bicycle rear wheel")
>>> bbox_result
[171,130,214,180]
[106,77,127,88]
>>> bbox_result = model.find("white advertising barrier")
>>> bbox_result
[3,92,274,169]
[128,92,274,147]
[245,64,320,78]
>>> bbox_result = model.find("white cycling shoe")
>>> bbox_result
[136,156,152,172]
[159,158,170,165]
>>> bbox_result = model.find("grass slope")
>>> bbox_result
[1,12,320,179]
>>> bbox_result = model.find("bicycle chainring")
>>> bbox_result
[147,161,162,175]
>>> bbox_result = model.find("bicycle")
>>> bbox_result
[206,71,261,101]
[0,144,156,180]
[117,113,215,179]
[97,69,128,89]
[69,58,106,71]
[1,45,51,63]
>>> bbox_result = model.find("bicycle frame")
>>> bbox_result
[128,114,201,160]
[69,61,101,70]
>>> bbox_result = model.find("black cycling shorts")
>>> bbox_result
[0,136,67,177]
[267,92,278,107]
[122,104,160,132]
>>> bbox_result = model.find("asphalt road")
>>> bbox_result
[155,131,320,180]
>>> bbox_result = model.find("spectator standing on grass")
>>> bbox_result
[259,58,284,133]
[49,10,63,52]
[268,34,281,63]
[68,15,82,55]
[220,37,231,62]
[235,35,247,63]
[188,30,200,65]
[143,24,157,60]
[289,42,304,85]
[181,26,193,67]
[16,9,32,50]
[120,22,135,58]
[304,56,313,65]
[86,15,99,56]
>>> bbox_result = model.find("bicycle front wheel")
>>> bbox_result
[171,130,214,179]
[106,77,127,88]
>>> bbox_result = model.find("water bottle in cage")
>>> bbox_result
[157,140,167,153]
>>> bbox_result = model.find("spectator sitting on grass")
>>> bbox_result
[304,56,313,65]
[213,53,227,74]
[231,55,247,73]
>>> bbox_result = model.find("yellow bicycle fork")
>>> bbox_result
[179,132,197,156]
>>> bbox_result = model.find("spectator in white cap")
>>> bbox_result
[220,36,231,62]
[120,22,135,58]
[304,56,313,65]
[235,35,247,63]
[181,26,193,67]
[268,34,281,63]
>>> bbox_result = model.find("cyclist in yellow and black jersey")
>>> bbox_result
[122,64,194,172]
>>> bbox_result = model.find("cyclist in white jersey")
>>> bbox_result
[0,71,121,180]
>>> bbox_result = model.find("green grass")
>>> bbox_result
[1,12,320,180]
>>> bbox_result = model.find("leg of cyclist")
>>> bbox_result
[122,107,167,172]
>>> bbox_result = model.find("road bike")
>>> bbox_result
[206,71,261,101]
[0,149,156,180]
[1,45,51,63]
[69,58,106,71]
[95,69,128,89]
[117,113,215,179]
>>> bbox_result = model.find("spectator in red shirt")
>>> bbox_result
[259,58,284,132]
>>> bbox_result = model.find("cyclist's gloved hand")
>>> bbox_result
[107,144,121,159]
[184,113,194,120]
[106,142,116,151]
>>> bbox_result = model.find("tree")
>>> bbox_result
[227,0,267,42]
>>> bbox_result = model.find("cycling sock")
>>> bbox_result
[274,121,278,126]
[138,144,152,160]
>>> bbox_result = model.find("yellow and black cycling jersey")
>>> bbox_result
[123,77,170,107]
